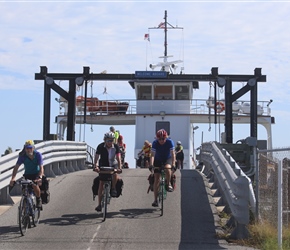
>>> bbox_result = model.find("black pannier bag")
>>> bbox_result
[40,176,50,204]
[92,176,100,201]
[114,178,124,198]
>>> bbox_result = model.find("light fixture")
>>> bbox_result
[247,78,256,87]
[159,111,166,116]
[45,76,54,85]
[75,76,84,86]
[217,77,226,87]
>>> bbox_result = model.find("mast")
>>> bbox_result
[148,10,183,72]
[164,10,168,58]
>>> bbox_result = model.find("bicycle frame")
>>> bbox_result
[159,165,167,216]
[17,178,40,236]
[153,165,167,216]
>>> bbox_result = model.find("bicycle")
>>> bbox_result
[152,164,167,216]
[99,166,116,222]
[159,164,167,216]
[16,178,41,236]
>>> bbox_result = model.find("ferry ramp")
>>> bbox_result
[0,168,257,250]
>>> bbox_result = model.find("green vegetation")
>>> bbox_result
[230,221,290,250]
[2,146,13,156]
[241,222,290,250]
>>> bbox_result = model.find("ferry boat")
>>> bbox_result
[55,11,274,169]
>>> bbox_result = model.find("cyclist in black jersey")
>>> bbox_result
[93,132,122,212]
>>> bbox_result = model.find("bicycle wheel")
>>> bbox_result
[102,184,108,222]
[18,197,29,236]
[160,180,164,216]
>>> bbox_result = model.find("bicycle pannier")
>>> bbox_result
[41,190,50,204]
[92,176,99,200]
[40,176,49,191]
[40,176,50,204]
[113,178,124,198]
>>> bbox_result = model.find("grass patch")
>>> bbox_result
[216,210,290,250]
[234,221,290,250]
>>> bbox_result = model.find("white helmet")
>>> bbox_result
[177,141,181,145]
[104,132,115,139]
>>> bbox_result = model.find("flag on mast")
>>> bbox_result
[158,22,165,28]
[144,33,150,41]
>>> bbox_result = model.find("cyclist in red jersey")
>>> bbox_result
[150,129,175,207]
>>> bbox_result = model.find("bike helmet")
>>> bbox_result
[25,140,34,148]
[156,129,168,139]
[109,126,115,132]
[177,141,181,145]
[104,132,115,140]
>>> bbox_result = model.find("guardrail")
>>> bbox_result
[200,141,256,239]
[0,141,87,205]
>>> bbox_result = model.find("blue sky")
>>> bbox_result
[0,1,289,168]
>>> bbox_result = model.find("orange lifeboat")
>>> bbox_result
[76,96,129,114]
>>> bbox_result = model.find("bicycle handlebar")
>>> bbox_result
[94,166,122,174]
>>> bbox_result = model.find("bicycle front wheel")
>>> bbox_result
[18,197,29,236]
[102,185,109,222]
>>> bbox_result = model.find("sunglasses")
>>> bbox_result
[106,139,114,143]
[158,138,166,141]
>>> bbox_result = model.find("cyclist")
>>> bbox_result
[150,129,176,207]
[117,134,126,166]
[93,132,122,212]
[138,140,152,168]
[175,141,184,169]
[9,140,44,208]
[109,126,119,144]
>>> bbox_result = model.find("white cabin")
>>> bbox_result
[130,75,199,169]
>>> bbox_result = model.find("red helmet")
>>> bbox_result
[156,129,168,139]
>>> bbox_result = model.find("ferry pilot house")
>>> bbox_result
[137,85,190,100]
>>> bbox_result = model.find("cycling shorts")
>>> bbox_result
[153,158,172,173]
[23,173,39,181]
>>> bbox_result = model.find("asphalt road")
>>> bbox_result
[0,168,258,250]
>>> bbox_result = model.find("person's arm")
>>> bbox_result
[116,153,122,170]
[37,152,44,178]
[171,149,176,167]
[150,151,155,167]
[38,165,44,178]
[94,153,100,172]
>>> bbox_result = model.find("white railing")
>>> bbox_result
[0,141,87,205]
[59,98,272,116]
[200,141,256,239]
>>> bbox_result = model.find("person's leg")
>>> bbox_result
[112,174,117,190]
[176,159,181,169]
[32,184,41,197]
[97,180,104,207]
[166,163,175,191]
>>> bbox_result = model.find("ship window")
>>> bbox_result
[175,86,189,100]
[156,121,170,136]
[138,86,152,100]
[154,85,172,100]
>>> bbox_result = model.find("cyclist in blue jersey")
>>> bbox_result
[10,140,44,208]
[150,129,176,207]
